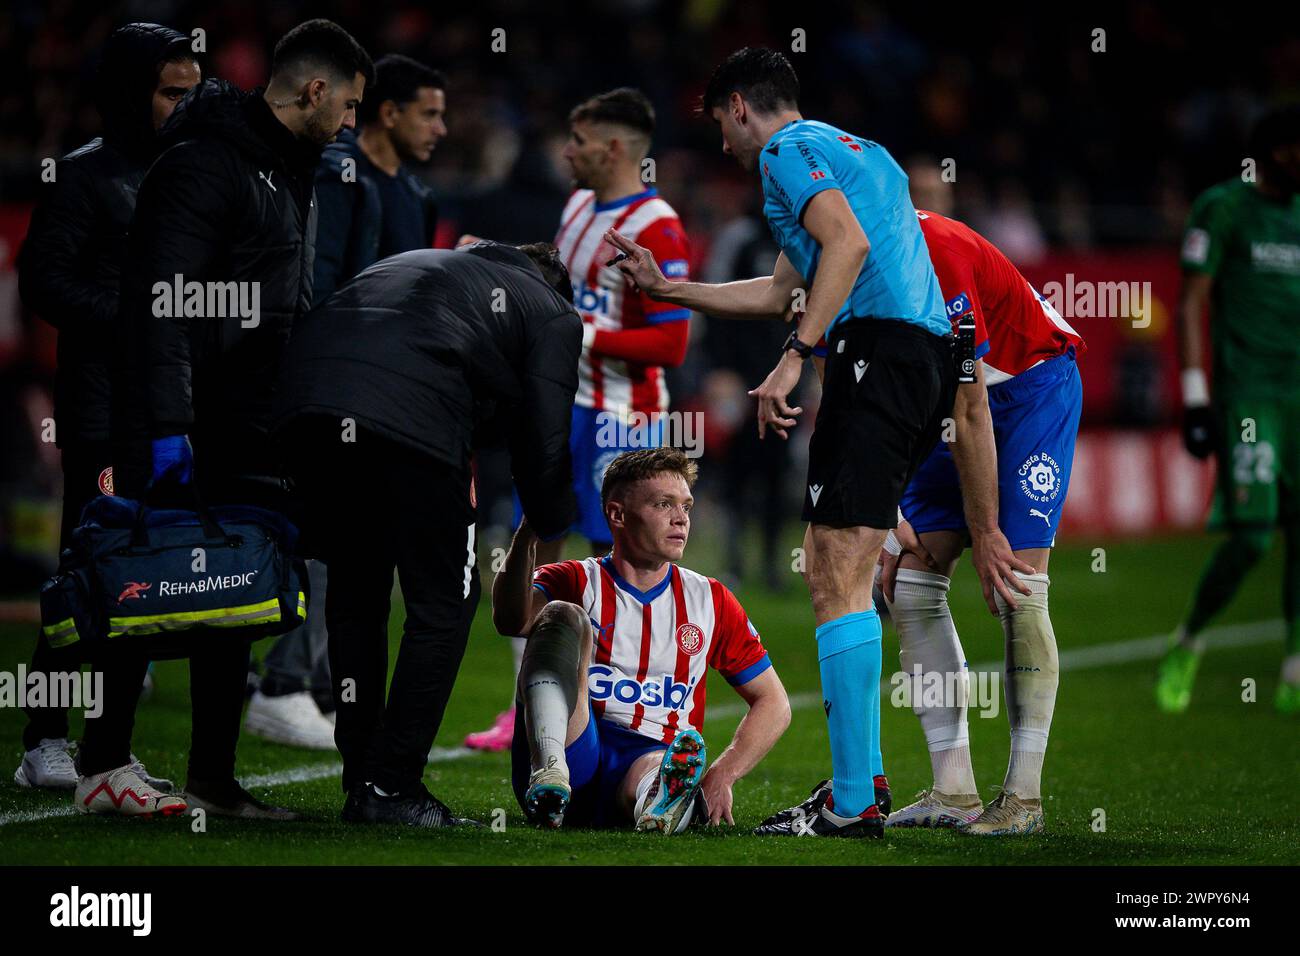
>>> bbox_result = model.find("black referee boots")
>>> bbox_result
[341,780,482,828]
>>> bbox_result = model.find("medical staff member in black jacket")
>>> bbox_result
[275,240,581,827]
[14,22,198,795]
[80,20,373,820]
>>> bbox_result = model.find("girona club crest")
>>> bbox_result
[675,622,704,657]
[97,466,115,496]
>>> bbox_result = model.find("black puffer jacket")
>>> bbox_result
[113,78,322,497]
[274,243,582,539]
[17,23,191,445]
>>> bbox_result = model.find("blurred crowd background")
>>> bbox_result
[0,0,1295,588]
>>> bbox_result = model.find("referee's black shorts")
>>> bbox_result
[802,318,957,529]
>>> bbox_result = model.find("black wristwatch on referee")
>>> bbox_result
[782,329,815,360]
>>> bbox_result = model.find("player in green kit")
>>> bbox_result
[1158,104,1300,715]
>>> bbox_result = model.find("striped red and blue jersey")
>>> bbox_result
[554,188,690,413]
[917,209,1085,384]
[532,556,771,744]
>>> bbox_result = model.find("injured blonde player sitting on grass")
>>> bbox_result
[491,448,791,831]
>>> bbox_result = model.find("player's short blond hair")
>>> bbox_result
[600,447,698,511]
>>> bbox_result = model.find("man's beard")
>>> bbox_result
[304,109,340,147]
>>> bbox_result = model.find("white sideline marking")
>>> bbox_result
[0,621,1282,828]
[238,746,473,790]
[0,747,476,828]
[707,618,1284,721]
[0,805,77,826]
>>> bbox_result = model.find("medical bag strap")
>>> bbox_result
[130,482,232,549]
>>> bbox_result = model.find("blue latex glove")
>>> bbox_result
[151,435,195,487]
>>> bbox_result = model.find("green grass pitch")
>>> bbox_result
[1,530,1296,865]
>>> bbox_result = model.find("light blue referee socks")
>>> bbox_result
[871,690,884,780]
[815,608,883,818]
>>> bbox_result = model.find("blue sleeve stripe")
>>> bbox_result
[725,653,772,686]
[531,582,553,601]
[976,340,990,359]
[645,309,691,324]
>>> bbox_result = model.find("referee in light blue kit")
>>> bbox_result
[608,47,1029,837]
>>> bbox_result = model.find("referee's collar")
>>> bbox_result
[600,555,674,604]
[763,118,804,151]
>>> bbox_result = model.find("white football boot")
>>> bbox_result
[635,729,707,834]
[127,753,174,793]
[243,690,337,750]
[524,760,571,829]
[885,788,983,828]
[961,791,1044,836]
[14,737,78,790]
[76,764,188,817]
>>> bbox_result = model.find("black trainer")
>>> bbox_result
[757,778,831,829]
[758,774,891,829]
[874,774,892,817]
[754,797,885,838]
[183,777,299,820]
[341,781,481,828]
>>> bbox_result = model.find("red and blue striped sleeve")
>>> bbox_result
[707,580,772,686]
[532,560,587,605]
[634,217,692,325]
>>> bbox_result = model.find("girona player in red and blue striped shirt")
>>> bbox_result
[492,448,790,832]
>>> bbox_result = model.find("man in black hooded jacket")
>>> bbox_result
[275,240,581,827]
[77,20,373,819]
[112,20,372,500]
[14,22,199,794]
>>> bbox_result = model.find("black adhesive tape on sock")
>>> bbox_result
[524,619,581,710]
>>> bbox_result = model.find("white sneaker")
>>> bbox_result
[961,790,1044,836]
[243,690,338,750]
[76,764,188,817]
[14,737,78,790]
[127,754,174,793]
[885,788,983,828]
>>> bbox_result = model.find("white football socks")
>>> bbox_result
[889,568,979,799]
[995,572,1058,801]
[520,618,582,781]
[511,635,527,684]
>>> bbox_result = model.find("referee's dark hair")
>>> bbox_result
[358,54,446,126]
[569,87,656,136]
[703,47,800,115]
[517,242,574,304]
[271,18,375,88]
